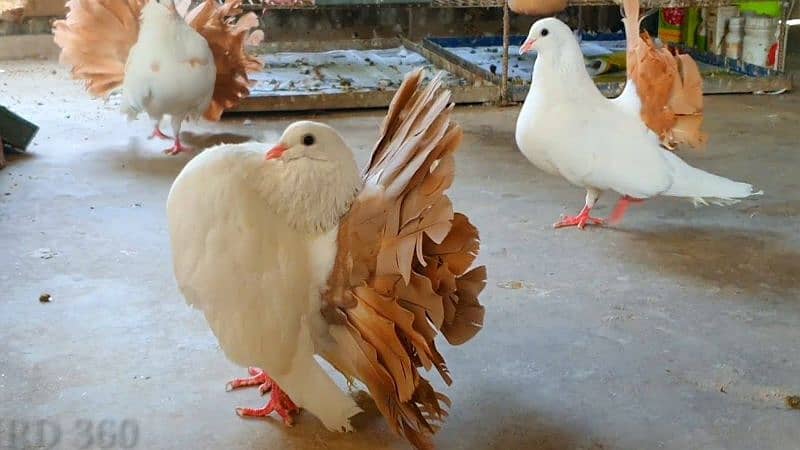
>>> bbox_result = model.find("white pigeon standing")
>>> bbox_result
[121,0,216,155]
[515,18,761,229]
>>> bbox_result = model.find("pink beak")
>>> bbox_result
[519,38,537,55]
[265,143,288,161]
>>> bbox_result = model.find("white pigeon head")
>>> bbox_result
[142,0,179,22]
[518,18,576,56]
[255,121,363,233]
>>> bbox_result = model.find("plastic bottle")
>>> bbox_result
[725,16,743,59]
[742,15,778,66]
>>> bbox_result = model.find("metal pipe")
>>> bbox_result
[501,0,511,105]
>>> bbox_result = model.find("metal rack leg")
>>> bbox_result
[777,0,796,72]
[501,0,511,105]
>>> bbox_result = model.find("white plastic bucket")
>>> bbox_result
[742,15,778,66]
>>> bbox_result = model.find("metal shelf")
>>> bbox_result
[253,0,787,8]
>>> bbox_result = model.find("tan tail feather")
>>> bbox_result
[324,68,486,449]
[185,0,264,121]
[622,0,707,151]
[53,0,146,97]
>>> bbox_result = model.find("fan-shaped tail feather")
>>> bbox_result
[622,0,707,150]
[184,0,265,121]
[53,0,147,98]
[323,68,486,449]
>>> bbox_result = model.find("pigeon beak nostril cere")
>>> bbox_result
[519,38,537,55]
[265,143,288,161]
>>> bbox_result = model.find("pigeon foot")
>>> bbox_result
[226,367,273,396]
[164,138,190,156]
[553,206,605,229]
[149,127,172,140]
[229,367,300,426]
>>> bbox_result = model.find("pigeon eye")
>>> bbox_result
[541,28,549,37]
[302,134,315,146]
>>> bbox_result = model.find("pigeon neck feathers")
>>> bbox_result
[244,144,362,235]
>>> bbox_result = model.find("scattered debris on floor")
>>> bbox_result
[252,47,464,96]
[497,280,526,289]
[786,395,800,410]
[31,248,57,259]
[39,293,52,303]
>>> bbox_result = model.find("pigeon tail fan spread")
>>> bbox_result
[183,0,265,121]
[322,68,487,449]
[53,0,147,98]
[617,0,707,150]
[53,0,263,119]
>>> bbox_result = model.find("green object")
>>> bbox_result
[0,105,39,153]
[738,1,781,17]
[683,7,700,48]
[658,8,685,45]
[696,8,708,51]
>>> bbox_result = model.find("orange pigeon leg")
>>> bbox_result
[608,195,645,225]
[553,204,606,229]
[227,367,300,426]
[149,126,171,140]
[163,137,190,156]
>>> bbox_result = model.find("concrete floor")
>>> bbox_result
[1,60,799,450]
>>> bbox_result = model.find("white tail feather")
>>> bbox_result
[660,149,762,204]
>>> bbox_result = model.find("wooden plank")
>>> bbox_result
[401,36,495,86]
[508,74,793,102]
[234,84,497,112]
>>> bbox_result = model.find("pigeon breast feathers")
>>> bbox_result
[322,69,487,450]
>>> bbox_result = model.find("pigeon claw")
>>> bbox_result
[163,138,189,156]
[235,383,300,427]
[229,367,300,426]
[149,127,172,140]
[226,367,273,396]
[553,206,605,230]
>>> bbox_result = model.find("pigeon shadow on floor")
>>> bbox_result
[100,129,256,180]
[180,130,258,150]
[99,139,191,180]
[452,384,605,450]
[613,225,800,297]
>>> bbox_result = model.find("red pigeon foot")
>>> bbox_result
[226,367,273,396]
[553,205,605,229]
[149,127,171,140]
[164,137,190,156]
[235,376,300,426]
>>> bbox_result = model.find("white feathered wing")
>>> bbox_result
[167,145,361,432]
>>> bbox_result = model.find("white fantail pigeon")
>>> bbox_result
[167,69,486,449]
[53,0,264,155]
[515,17,761,229]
